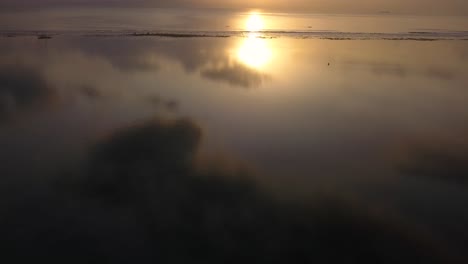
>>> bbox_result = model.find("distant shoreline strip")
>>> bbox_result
[1,30,468,41]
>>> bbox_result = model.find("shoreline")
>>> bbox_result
[1,30,468,41]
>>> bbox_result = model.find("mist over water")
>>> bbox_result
[1,7,468,264]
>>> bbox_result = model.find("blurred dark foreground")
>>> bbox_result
[0,117,463,264]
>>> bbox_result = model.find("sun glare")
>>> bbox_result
[236,12,272,69]
[245,13,264,32]
[237,34,272,69]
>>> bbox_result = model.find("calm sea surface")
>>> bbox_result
[1,7,468,34]
[1,8,468,263]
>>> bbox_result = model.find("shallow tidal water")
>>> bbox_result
[1,8,468,263]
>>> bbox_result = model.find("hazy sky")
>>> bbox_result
[1,0,468,15]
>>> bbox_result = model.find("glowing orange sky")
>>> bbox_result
[1,0,468,15]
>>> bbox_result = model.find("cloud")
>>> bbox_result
[0,65,55,121]
[201,62,269,88]
[79,85,103,99]
[83,118,202,203]
[0,116,458,263]
[395,137,468,185]
[146,39,270,88]
[73,37,269,88]
[343,60,458,81]
[72,38,160,73]
[425,68,456,81]
[147,96,180,112]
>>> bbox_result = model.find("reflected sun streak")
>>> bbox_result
[237,13,272,69]
[237,34,272,69]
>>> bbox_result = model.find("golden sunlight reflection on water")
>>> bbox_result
[237,33,272,69]
[236,12,273,70]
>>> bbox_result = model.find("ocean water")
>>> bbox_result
[1,7,468,263]
[1,7,468,39]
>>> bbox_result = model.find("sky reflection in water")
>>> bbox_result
[1,31,468,262]
[1,36,468,191]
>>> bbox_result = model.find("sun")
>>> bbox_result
[245,13,264,32]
